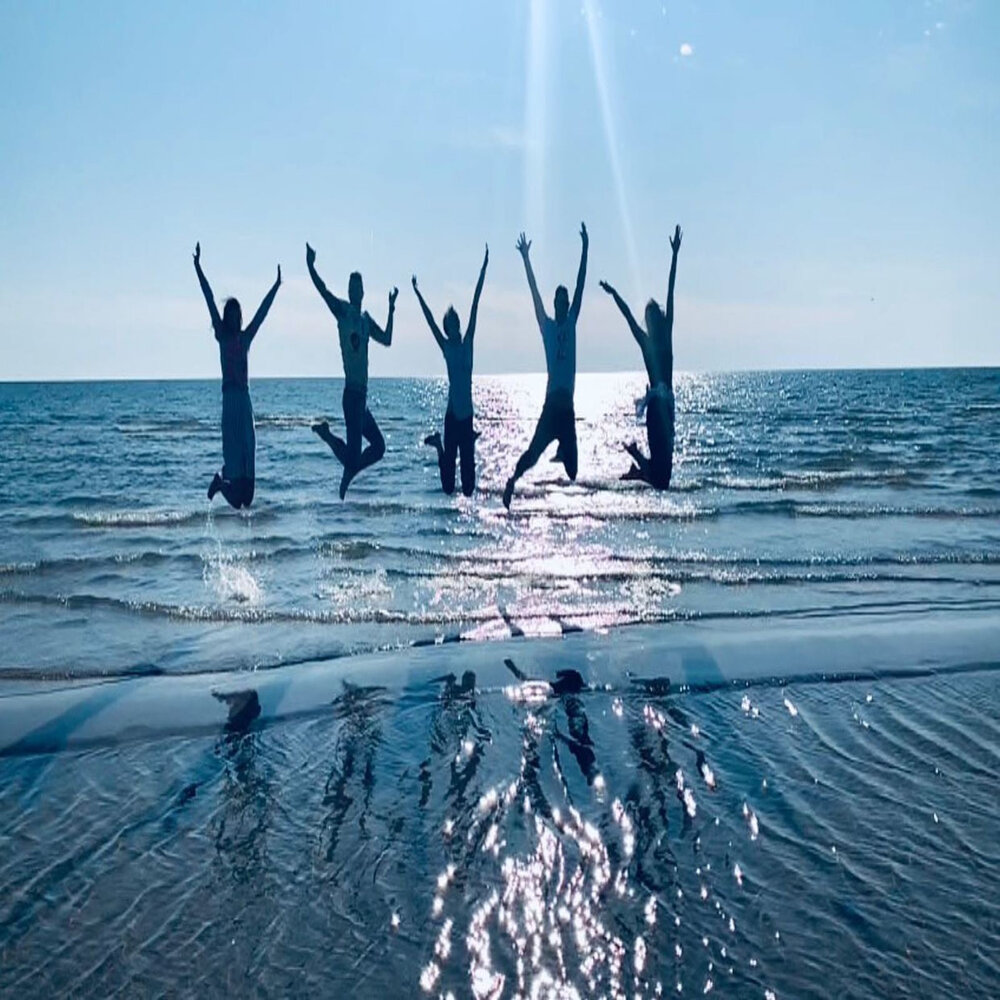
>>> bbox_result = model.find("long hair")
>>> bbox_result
[645,298,665,335]
[222,297,242,335]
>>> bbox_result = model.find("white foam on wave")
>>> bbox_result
[74,509,195,528]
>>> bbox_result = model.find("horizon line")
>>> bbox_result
[1,364,998,386]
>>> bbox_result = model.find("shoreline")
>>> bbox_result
[4,606,997,758]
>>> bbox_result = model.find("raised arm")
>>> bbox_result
[465,244,489,343]
[570,221,589,319]
[516,232,546,329]
[244,265,281,343]
[369,287,398,347]
[305,243,345,319]
[599,280,645,346]
[193,243,222,333]
[412,276,445,351]
[665,224,682,332]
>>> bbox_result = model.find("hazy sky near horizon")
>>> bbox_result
[1,0,998,380]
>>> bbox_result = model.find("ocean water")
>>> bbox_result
[2,369,999,678]
[2,370,999,998]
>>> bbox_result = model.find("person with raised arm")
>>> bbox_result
[306,243,398,499]
[502,222,588,509]
[413,244,489,496]
[194,242,280,509]
[599,223,683,490]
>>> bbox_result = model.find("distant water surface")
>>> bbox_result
[1,369,998,679]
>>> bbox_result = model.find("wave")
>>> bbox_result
[73,510,204,528]
[5,491,997,536]
[10,507,279,531]
[253,414,320,429]
[4,542,1000,583]
[115,418,212,435]
[3,586,998,629]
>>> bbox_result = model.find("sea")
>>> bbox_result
[1,369,998,998]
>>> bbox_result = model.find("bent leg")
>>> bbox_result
[312,421,349,465]
[357,408,386,473]
[504,411,557,508]
[621,462,650,483]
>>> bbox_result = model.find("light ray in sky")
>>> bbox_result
[583,0,641,299]
[524,0,550,239]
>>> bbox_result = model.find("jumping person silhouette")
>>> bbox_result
[194,242,280,509]
[306,243,398,499]
[503,223,588,509]
[412,245,489,496]
[600,224,683,489]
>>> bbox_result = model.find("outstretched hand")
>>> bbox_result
[305,243,316,267]
[411,275,418,291]
[516,232,531,257]
[483,243,489,267]
[580,221,589,245]
[599,280,616,295]
[670,224,683,253]
[193,242,201,265]
[276,264,282,286]
[389,287,399,309]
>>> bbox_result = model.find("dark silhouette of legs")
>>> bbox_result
[339,404,385,499]
[558,425,578,481]
[504,394,575,508]
[211,474,255,509]
[312,420,349,465]
[216,387,256,507]
[621,441,654,485]
[505,432,552,508]
[314,387,386,499]
[458,421,476,496]
[428,409,475,496]
[623,390,673,490]
[439,411,459,494]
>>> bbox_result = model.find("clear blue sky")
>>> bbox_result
[1,0,997,380]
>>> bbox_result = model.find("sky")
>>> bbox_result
[1,0,998,380]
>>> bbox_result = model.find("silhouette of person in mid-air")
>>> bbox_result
[306,244,397,499]
[503,222,589,509]
[194,242,281,509]
[600,224,683,490]
[412,245,489,496]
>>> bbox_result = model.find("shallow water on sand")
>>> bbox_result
[2,643,997,998]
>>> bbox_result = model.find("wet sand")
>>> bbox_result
[2,613,998,998]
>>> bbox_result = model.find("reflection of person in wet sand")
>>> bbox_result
[213,719,271,884]
[503,223,589,509]
[412,245,489,496]
[321,682,388,862]
[194,243,281,509]
[600,224,683,489]
[306,243,398,499]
